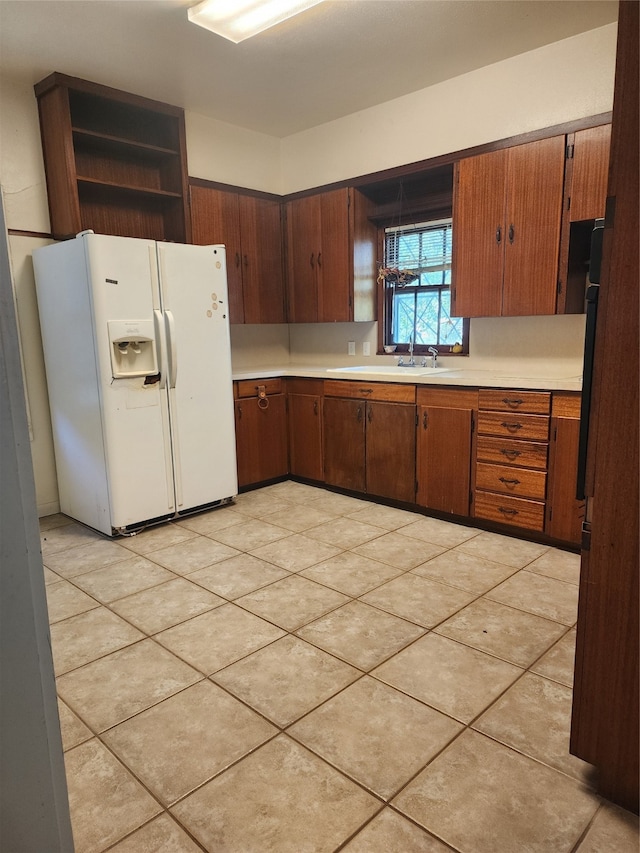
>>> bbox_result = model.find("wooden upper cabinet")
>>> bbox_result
[35,73,191,243]
[452,136,565,318]
[286,188,376,323]
[190,183,285,325]
[569,125,612,222]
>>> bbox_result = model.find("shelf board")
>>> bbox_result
[72,127,179,157]
[77,176,183,199]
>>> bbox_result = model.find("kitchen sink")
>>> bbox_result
[327,365,454,376]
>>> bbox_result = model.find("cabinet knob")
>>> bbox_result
[357,406,363,422]
[508,224,515,244]
[317,252,322,268]
[235,252,241,268]
[313,400,318,416]
[496,226,502,244]
[367,407,373,423]
[310,252,315,269]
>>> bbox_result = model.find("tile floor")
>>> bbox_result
[41,481,639,853]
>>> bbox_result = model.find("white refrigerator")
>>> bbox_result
[33,232,238,536]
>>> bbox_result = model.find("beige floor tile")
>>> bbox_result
[40,522,102,557]
[398,517,480,548]
[44,539,132,578]
[71,555,175,603]
[434,597,566,667]
[236,574,349,631]
[250,533,342,572]
[148,537,240,574]
[155,603,285,674]
[45,579,100,623]
[39,512,74,532]
[304,516,387,549]
[57,639,201,732]
[473,672,593,783]
[342,809,452,852]
[361,573,475,628]
[346,504,422,531]
[531,629,577,687]
[306,491,371,515]
[297,600,425,671]
[260,480,327,502]
[373,633,522,723]
[171,735,380,853]
[412,548,517,593]
[108,813,203,853]
[64,739,161,853]
[456,530,549,568]
[43,566,62,585]
[176,506,245,535]
[120,523,198,556]
[393,730,599,853]
[486,569,579,625]
[289,676,462,800]
[103,680,276,805]
[50,607,144,675]
[110,578,225,634]
[577,802,640,853]
[57,699,92,751]
[300,551,403,597]
[208,518,292,550]
[188,553,289,599]
[256,503,336,532]
[527,547,581,584]
[354,531,446,569]
[212,635,360,726]
[232,491,293,518]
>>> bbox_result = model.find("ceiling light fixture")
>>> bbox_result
[188,0,324,43]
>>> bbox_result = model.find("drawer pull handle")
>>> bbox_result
[502,397,523,407]
[359,388,373,395]
[500,448,522,459]
[499,477,521,486]
[256,385,269,410]
[501,421,523,432]
[498,506,518,516]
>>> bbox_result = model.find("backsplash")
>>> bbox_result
[231,315,586,379]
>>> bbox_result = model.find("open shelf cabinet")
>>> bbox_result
[35,73,191,242]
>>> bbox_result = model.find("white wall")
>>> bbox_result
[0,23,616,514]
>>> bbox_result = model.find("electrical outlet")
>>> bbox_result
[362,342,371,356]
[348,341,356,356]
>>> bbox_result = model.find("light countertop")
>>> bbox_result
[231,364,582,392]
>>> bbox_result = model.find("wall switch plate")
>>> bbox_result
[362,342,371,356]
[348,341,356,355]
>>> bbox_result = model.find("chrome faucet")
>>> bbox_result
[408,334,415,367]
[428,346,438,368]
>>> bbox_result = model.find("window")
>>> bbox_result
[382,218,465,351]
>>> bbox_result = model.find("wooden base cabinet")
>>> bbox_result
[323,381,416,503]
[546,393,584,545]
[234,380,288,488]
[288,379,324,482]
[416,387,477,516]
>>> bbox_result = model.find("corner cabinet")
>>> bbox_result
[190,183,286,325]
[452,136,565,317]
[286,188,377,323]
[34,73,191,243]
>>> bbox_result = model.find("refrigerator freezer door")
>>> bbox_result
[84,235,176,529]
[157,242,238,510]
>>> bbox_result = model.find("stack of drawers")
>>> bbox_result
[473,390,551,532]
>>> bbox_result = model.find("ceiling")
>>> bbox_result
[0,0,618,137]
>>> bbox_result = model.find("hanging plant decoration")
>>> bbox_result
[377,266,419,286]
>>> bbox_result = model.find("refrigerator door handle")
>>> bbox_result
[164,310,178,389]
[153,310,168,389]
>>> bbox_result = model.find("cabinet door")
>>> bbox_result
[416,406,472,515]
[570,125,611,222]
[286,195,320,322]
[190,186,244,323]
[234,396,288,487]
[323,397,365,492]
[319,188,351,322]
[239,195,285,324]
[288,393,323,481]
[366,401,416,503]
[546,416,584,545]
[502,136,565,316]
[452,150,507,318]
